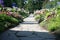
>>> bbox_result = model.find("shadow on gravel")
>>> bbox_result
[0,30,56,40]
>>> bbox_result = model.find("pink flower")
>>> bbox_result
[7,12,12,16]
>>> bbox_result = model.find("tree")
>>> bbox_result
[43,0,59,8]
[24,0,45,12]
[3,0,24,8]
[24,0,34,12]
[13,0,24,8]
[3,0,13,7]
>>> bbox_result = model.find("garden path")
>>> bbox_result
[0,14,55,40]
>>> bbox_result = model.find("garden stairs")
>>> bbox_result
[0,14,55,40]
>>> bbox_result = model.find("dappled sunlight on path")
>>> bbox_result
[0,14,55,40]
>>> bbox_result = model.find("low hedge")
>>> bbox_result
[0,13,20,32]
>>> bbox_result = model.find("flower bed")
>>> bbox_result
[34,6,60,40]
[0,7,29,32]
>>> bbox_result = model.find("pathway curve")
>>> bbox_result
[0,14,55,40]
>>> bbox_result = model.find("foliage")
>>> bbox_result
[40,7,60,32]
[12,0,24,8]
[19,11,29,18]
[0,7,29,32]
[4,0,13,7]
[47,17,60,31]
[4,0,24,8]
[24,0,45,12]
[0,13,20,32]
[35,15,40,20]
[43,0,58,8]
[35,14,44,23]
[0,4,2,8]
[35,9,49,23]
[11,13,23,22]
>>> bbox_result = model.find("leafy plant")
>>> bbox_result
[0,13,20,32]
[19,11,29,18]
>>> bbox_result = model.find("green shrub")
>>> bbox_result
[19,11,29,18]
[40,13,60,32]
[35,14,44,23]
[35,15,40,20]
[11,13,23,22]
[0,14,19,32]
[47,21,60,32]
[0,14,19,24]
[35,10,50,23]
[39,7,60,39]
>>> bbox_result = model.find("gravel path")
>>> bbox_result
[0,14,55,40]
